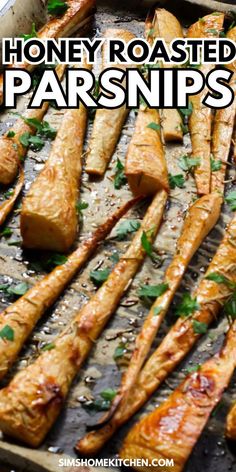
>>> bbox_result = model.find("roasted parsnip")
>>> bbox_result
[125,108,169,196]
[85,29,135,176]
[211,27,236,193]
[0,64,66,186]
[145,8,183,142]
[0,198,139,381]
[0,0,95,105]
[76,212,236,455]
[0,190,167,447]
[97,192,222,420]
[120,321,236,472]
[226,379,236,440]
[187,12,224,195]
[0,168,24,226]
[20,64,91,252]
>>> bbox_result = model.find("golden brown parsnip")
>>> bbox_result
[0,198,139,381]
[0,0,95,105]
[145,8,183,142]
[98,192,222,420]
[211,27,236,193]
[20,64,91,252]
[76,211,236,456]
[85,29,135,176]
[187,12,224,195]
[0,190,167,447]
[120,321,236,472]
[125,108,169,196]
[0,64,66,186]
[0,168,24,226]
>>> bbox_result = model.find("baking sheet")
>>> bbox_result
[0,1,236,471]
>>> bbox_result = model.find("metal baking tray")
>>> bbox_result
[0,0,236,470]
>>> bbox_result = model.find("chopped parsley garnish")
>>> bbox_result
[147,122,161,132]
[90,268,110,286]
[41,342,56,351]
[192,320,208,334]
[20,23,37,41]
[168,173,185,189]
[83,389,116,412]
[178,155,200,172]
[48,0,68,16]
[6,131,15,138]
[46,253,68,269]
[0,227,13,238]
[115,219,140,240]
[186,364,201,374]
[178,102,193,117]
[0,325,14,342]
[176,293,199,318]
[138,283,169,301]
[19,132,44,151]
[206,272,236,290]
[210,156,222,172]
[113,343,127,360]
[114,159,127,189]
[153,306,162,316]
[76,200,89,215]
[225,191,236,211]
[224,292,236,321]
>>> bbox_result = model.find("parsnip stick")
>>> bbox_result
[145,8,183,142]
[187,13,224,195]
[98,192,222,421]
[211,27,236,193]
[0,64,66,186]
[0,168,24,226]
[0,0,95,106]
[85,29,135,176]
[0,190,167,447]
[20,62,91,252]
[0,197,139,381]
[125,108,169,196]
[120,321,236,472]
[76,212,236,455]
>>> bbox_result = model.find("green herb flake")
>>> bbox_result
[76,200,89,215]
[90,268,110,287]
[178,102,193,117]
[186,364,201,374]
[114,159,127,190]
[100,388,117,401]
[147,122,161,132]
[168,173,185,189]
[48,0,68,16]
[113,343,127,360]
[210,156,222,172]
[138,283,169,300]
[7,282,29,297]
[224,292,236,320]
[176,293,199,318]
[42,342,56,351]
[225,191,236,211]
[0,227,13,238]
[153,306,162,316]
[178,155,200,172]
[20,23,37,41]
[206,272,236,290]
[83,389,117,413]
[0,325,14,342]
[192,320,208,334]
[46,253,68,269]
[6,131,15,138]
[116,219,140,240]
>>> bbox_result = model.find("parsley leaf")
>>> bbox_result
[6,131,15,138]
[186,364,201,374]
[0,325,14,341]
[76,200,88,215]
[153,306,162,316]
[0,227,13,238]
[20,23,37,41]
[46,253,68,269]
[210,156,222,172]
[168,173,185,189]
[90,268,110,286]
[178,155,200,172]
[192,320,208,334]
[178,102,193,117]
[48,0,68,16]
[7,282,29,297]
[224,292,236,320]
[176,293,199,318]
[141,230,153,257]
[225,191,236,211]
[20,132,45,150]
[114,159,127,189]
[206,272,236,290]
[113,343,127,360]
[115,219,140,240]
[41,342,55,351]
[83,389,116,412]
[138,283,169,300]
[147,122,161,132]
